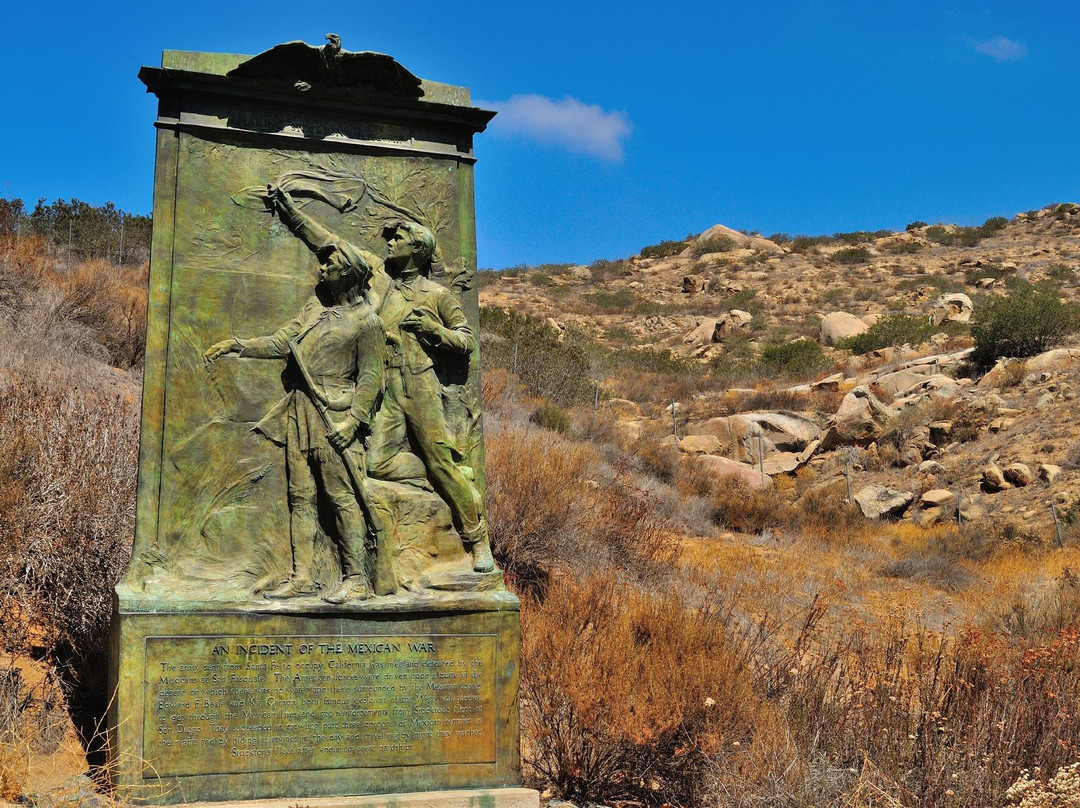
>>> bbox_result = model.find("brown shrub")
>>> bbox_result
[789,483,866,542]
[485,424,678,595]
[55,260,147,367]
[778,621,1080,806]
[0,379,137,733]
[710,475,791,533]
[0,236,47,311]
[521,574,767,805]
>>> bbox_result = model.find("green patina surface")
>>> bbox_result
[161,49,472,105]
[110,608,521,804]
[111,42,514,804]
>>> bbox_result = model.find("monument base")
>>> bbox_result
[108,591,521,805]
[179,788,539,808]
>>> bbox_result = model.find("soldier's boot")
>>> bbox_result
[462,519,495,574]
[263,575,320,599]
[321,574,374,604]
[265,505,321,599]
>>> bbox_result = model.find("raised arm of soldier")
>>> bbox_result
[269,185,383,292]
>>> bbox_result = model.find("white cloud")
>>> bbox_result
[481,94,632,162]
[972,35,1028,62]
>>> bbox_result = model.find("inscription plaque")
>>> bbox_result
[144,634,496,776]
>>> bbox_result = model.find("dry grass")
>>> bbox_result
[521,574,770,806]
[0,378,137,745]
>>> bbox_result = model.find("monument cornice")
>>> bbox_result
[139,67,495,162]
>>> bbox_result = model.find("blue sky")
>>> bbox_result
[1,1,1077,268]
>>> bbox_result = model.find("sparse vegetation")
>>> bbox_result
[640,239,689,259]
[759,338,830,377]
[833,246,871,264]
[690,235,737,257]
[839,313,939,354]
[971,281,1080,369]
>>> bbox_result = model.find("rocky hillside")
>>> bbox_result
[479,203,1080,542]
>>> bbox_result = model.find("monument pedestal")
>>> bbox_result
[109,592,522,804]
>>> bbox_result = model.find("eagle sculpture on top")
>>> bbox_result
[228,34,423,99]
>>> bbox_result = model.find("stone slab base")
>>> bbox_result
[180,788,539,808]
[108,600,521,804]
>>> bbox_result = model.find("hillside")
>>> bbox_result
[480,203,1080,546]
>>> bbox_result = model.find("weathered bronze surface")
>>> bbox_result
[109,38,520,804]
[111,607,521,803]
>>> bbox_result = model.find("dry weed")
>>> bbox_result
[521,573,767,806]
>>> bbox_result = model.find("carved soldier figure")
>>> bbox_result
[204,187,387,603]
[367,221,494,574]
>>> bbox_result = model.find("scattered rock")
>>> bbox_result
[928,421,952,445]
[682,274,707,294]
[921,488,956,508]
[693,454,772,490]
[931,292,973,325]
[982,463,1010,492]
[875,368,931,399]
[748,235,786,254]
[821,386,897,447]
[689,411,822,458]
[569,265,592,281]
[854,485,914,520]
[1040,464,1063,484]
[678,434,723,455]
[1025,348,1080,373]
[919,460,946,474]
[811,372,846,392]
[820,311,870,346]
[714,309,753,337]
[916,507,946,527]
[697,223,751,248]
[1002,463,1034,487]
[762,452,802,475]
[976,361,1009,390]
[683,318,719,345]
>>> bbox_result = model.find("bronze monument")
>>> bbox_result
[108,37,532,808]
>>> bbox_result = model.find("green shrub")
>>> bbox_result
[479,307,595,406]
[886,241,923,255]
[971,282,1080,369]
[906,220,928,232]
[583,288,637,312]
[833,246,871,264]
[839,313,937,354]
[1046,263,1075,282]
[833,230,891,245]
[925,218,1007,248]
[529,400,571,434]
[758,339,829,378]
[639,239,688,259]
[588,259,633,283]
[767,232,792,244]
[791,234,835,251]
[690,235,736,257]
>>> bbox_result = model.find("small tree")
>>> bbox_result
[971,282,1080,370]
